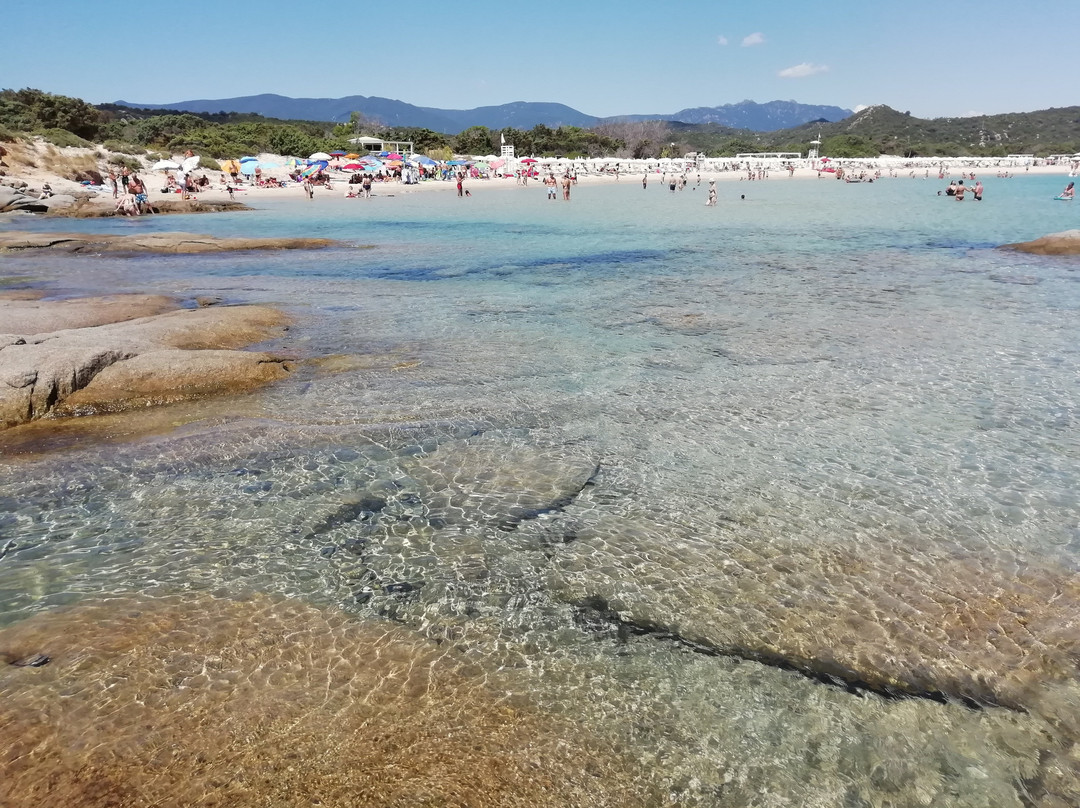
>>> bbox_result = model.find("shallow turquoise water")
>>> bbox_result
[3,175,1080,805]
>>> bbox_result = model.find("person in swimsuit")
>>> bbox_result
[1061,181,1075,199]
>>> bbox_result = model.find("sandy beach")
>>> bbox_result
[2,136,1076,217]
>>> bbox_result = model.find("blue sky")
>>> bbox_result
[3,0,1074,119]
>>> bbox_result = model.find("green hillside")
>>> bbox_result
[2,88,1078,160]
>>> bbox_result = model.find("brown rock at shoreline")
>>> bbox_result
[0,301,291,428]
[51,198,254,217]
[0,294,177,334]
[999,229,1080,255]
[0,230,335,254]
[54,349,292,416]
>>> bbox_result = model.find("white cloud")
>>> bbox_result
[717,35,729,46]
[741,32,765,47]
[778,62,829,78]
[853,104,869,113]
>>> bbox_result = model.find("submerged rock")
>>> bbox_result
[0,593,651,807]
[400,440,600,531]
[545,510,1080,710]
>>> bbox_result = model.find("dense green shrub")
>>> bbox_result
[103,139,145,155]
[36,128,93,148]
[108,154,142,171]
[0,88,103,140]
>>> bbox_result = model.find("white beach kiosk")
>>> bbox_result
[347,135,414,156]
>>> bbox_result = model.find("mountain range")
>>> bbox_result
[112,94,853,134]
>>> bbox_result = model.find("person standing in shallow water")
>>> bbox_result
[561,173,572,201]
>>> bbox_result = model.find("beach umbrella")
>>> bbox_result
[181,154,200,173]
[258,161,281,170]
[412,155,437,165]
[490,158,506,169]
[330,150,346,157]
[520,158,538,163]
[152,159,181,171]
[240,162,257,175]
[300,163,325,178]
[474,162,490,171]
[384,152,403,160]
[342,162,364,170]
[309,152,332,161]
[447,160,469,166]
[345,153,360,159]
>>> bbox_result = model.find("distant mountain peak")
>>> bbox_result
[109,95,853,134]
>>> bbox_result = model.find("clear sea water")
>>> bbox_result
[2,175,1080,806]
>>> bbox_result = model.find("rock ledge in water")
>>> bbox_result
[0,230,335,254]
[999,230,1080,255]
[0,298,292,428]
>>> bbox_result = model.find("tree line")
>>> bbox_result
[3,89,1078,160]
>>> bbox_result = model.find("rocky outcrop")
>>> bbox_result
[53,349,291,416]
[0,185,77,213]
[0,298,292,428]
[0,293,177,334]
[999,230,1080,255]
[0,231,335,254]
